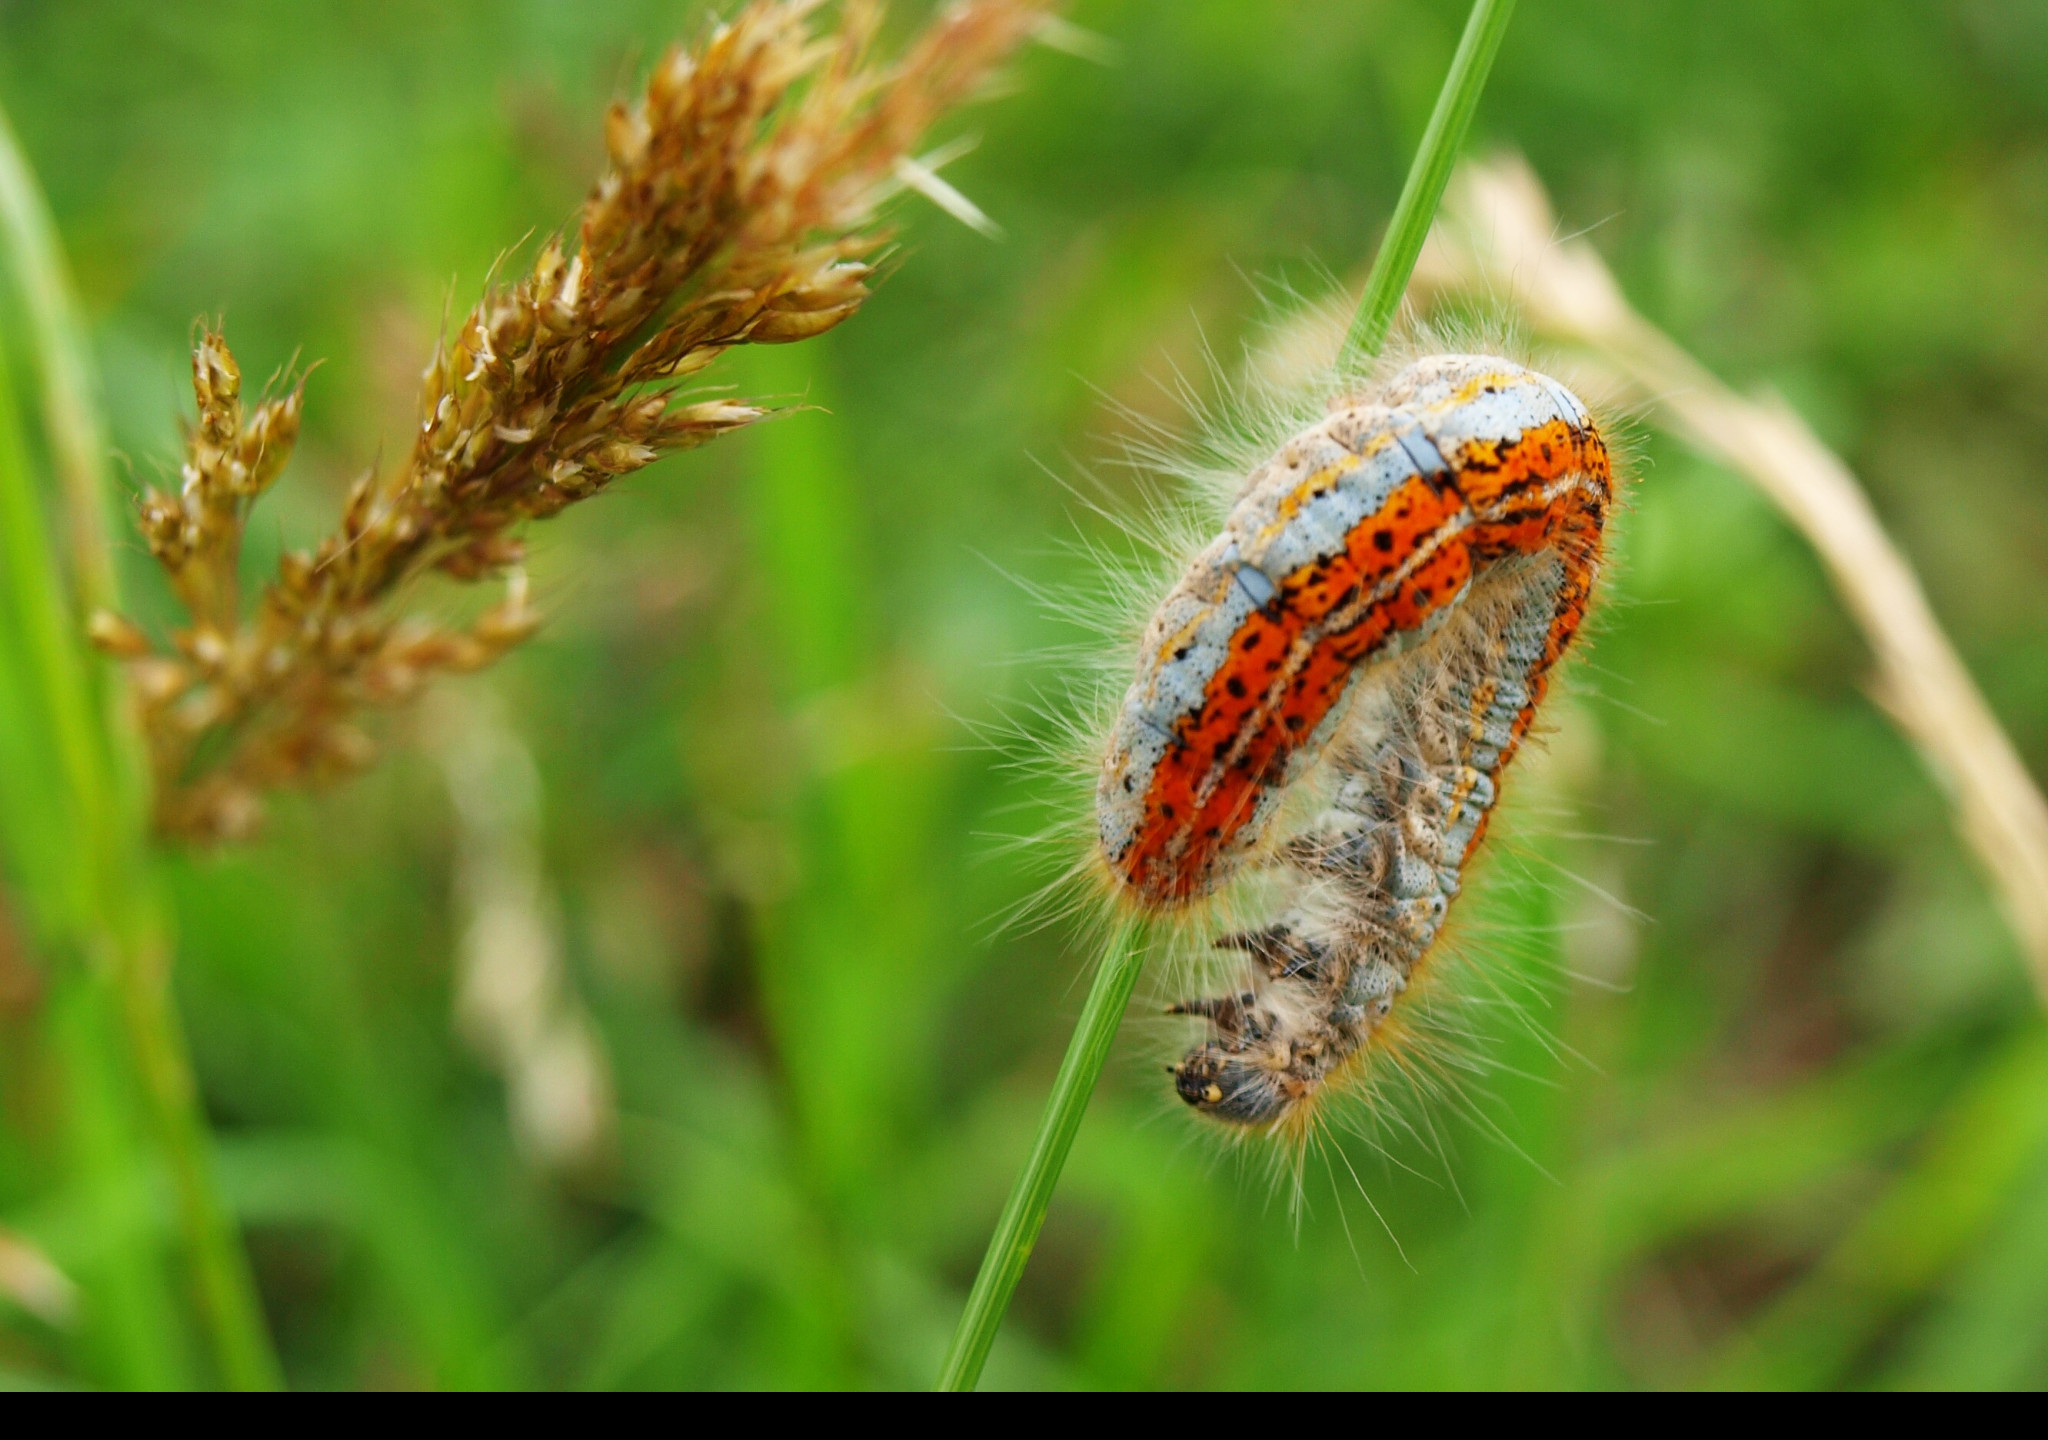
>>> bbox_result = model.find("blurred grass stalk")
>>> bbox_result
[0,104,281,1387]
[935,0,1518,1391]
[1413,154,2048,1006]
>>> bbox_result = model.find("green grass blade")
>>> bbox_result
[1701,1029,2048,1390]
[104,918,283,1390]
[43,969,195,1388]
[0,101,282,1390]
[1344,0,1517,365]
[937,0,1518,1390]
[1880,1131,2048,1389]
[0,105,115,616]
[0,347,189,1388]
[937,914,1149,1391]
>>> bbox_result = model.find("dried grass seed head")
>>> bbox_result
[95,0,1056,842]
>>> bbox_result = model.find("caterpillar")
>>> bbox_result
[1094,353,1614,1130]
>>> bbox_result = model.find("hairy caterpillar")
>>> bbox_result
[1095,354,1613,1129]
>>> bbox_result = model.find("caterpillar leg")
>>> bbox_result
[1215,923,1329,979]
[1169,924,1355,1126]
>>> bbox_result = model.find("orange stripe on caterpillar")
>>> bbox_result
[1097,356,1611,905]
[1092,354,1614,1129]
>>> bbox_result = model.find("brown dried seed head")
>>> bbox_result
[114,0,1055,842]
[750,302,861,343]
[87,610,151,658]
[192,335,241,429]
[129,658,194,707]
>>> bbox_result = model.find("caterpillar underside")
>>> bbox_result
[1169,559,1575,1125]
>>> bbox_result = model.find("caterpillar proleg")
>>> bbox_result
[1096,353,1614,1130]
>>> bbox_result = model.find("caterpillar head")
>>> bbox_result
[1170,1043,1289,1126]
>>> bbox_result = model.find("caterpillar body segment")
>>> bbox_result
[1092,354,1614,1129]
[1170,553,1583,1126]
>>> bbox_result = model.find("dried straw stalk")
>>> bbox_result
[1412,153,2048,1004]
[92,0,1051,842]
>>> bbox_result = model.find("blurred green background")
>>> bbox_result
[2,0,2047,1390]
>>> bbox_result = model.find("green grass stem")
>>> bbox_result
[0,106,116,616]
[937,0,1516,1390]
[1344,0,1517,365]
[0,100,282,1391]
[936,914,1150,1391]
[104,914,282,1390]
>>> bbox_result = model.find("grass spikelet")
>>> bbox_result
[93,0,1052,842]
